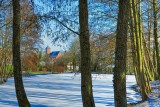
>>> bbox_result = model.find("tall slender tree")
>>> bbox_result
[113,0,129,107]
[129,0,151,100]
[153,0,160,80]
[12,0,30,106]
[79,0,95,107]
[129,0,139,84]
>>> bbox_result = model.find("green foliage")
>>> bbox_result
[38,49,43,61]
[6,65,13,73]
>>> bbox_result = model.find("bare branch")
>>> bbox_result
[0,20,12,28]
[39,15,80,36]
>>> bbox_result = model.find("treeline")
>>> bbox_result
[63,34,116,73]
[113,0,160,106]
[0,0,41,82]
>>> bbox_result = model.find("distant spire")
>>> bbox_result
[46,46,51,54]
[46,46,50,49]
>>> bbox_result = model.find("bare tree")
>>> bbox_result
[12,0,30,106]
[113,0,129,107]
[79,0,95,107]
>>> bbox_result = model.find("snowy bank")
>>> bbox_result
[133,80,160,107]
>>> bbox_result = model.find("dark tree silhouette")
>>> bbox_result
[113,0,129,107]
[79,0,95,107]
[12,0,30,106]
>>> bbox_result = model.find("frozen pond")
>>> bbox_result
[0,73,141,107]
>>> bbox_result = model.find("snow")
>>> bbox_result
[0,73,141,107]
[134,80,160,107]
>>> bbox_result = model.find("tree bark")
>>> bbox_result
[153,0,160,80]
[131,0,151,101]
[79,0,95,107]
[113,0,129,107]
[12,0,30,107]
[129,0,139,85]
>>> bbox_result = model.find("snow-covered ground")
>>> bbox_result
[134,80,160,107]
[0,73,141,107]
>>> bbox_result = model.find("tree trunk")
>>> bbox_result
[132,0,151,101]
[79,0,95,107]
[12,0,30,107]
[113,0,129,107]
[153,0,160,80]
[129,0,139,85]
[73,58,75,72]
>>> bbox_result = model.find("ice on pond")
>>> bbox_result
[0,73,141,107]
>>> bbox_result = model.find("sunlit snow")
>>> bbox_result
[0,73,141,107]
[134,80,160,107]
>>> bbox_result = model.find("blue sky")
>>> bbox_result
[41,34,77,52]
[34,0,79,52]
[41,36,63,51]
[35,0,160,53]
[34,0,118,52]
[33,0,64,52]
